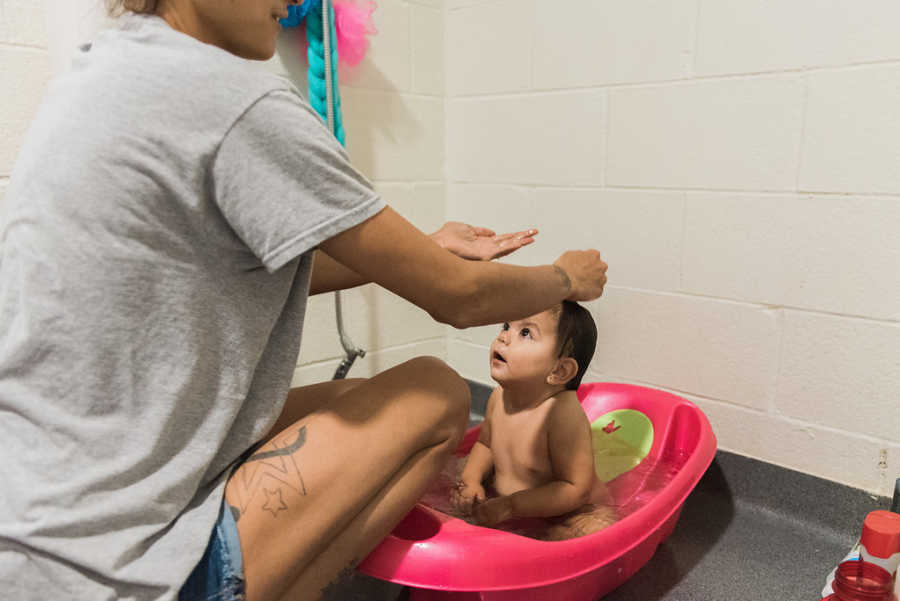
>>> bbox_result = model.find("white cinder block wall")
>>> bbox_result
[445,0,900,497]
[4,1,898,497]
[1,0,447,385]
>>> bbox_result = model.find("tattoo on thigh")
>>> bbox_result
[229,426,309,519]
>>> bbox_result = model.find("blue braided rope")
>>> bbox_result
[280,0,315,27]
[303,0,345,146]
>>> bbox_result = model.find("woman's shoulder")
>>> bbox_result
[96,13,291,109]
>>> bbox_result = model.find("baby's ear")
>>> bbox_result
[547,357,578,387]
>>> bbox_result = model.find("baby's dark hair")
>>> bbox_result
[106,0,158,16]
[552,301,598,391]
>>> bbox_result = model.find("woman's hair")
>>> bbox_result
[554,301,598,391]
[106,0,158,16]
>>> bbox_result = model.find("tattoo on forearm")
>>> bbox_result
[229,426,309,519]
[552,265,572,292]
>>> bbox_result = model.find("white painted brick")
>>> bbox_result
[534,0,696,88]
[529,188,683,291]
[446,183,539,266]
[270,29,308,84]
[0,0,49,47]
[607,78,804,191]
[0,179,8,222]
[683,194,900,321]
[452,324,501,349]
[350,338,447,377]
[366,287,446,347]
[447,0,500,10]
[409,183,446,233]
[447,91,606,186]
[696,0,900,76]
[375,182,445,235]
[683,192,789,305]
[800,66,900,195]
[589,288,780,410]
[411,4,443,96]
[298,284,445,365]
[884,444,900,498]
[0,46,52,176]
[298,293,346,363]
[293,338,447,385]
[777,311,900,444]
[447,338,491,384]
[446,0,531,96]
[342,88,443,181]
[689,395,890,495]
[342,0,411,92]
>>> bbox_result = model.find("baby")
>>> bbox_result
[451,301,616,539]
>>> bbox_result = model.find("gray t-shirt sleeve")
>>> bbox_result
[212,89,386,272]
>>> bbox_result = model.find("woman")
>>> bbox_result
[0,1,608,601]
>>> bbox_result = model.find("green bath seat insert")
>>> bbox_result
[590,409,654,483]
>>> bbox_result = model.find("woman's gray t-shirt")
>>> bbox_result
[0,13,385,601]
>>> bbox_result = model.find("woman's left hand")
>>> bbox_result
[472,495,514,527]
[431,222,537,261]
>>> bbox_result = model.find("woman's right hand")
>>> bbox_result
[451,480,486,515]
[553,250,609,301]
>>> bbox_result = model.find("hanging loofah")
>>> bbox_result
[332,0,377,67]
[282,0,376,69]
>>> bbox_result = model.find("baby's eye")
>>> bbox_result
[501,323,510,331]
[520,328,531,338]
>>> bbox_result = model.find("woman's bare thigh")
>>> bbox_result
[224,356,470,601]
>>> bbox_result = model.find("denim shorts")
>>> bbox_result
[178,497,246,601]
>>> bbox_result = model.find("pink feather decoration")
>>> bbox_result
[333,0,377,67]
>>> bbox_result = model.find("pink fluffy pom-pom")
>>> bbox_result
[333,0,377,67]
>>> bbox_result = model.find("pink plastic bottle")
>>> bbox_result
[823,511,900,600]
[821,560,894,601]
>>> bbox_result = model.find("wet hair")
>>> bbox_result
[106,0,158,16]
[551,301,598,391]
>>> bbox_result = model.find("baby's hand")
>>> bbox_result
[473,495,514,527]
[450,480,485,515]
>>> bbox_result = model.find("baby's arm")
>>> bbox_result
[476,395,594,525]
[451,389,497,513]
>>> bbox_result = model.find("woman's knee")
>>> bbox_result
[394,356,470,443]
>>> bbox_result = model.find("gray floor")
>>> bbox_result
[602,452,891,600]
[331,381,894,601]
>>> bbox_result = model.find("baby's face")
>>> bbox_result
[489,309,561,387]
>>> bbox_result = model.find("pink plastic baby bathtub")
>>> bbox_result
[358,382,717,601]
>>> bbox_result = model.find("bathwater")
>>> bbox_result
[419,449,690,542]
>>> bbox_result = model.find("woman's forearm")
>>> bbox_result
[319,208,592,329]
[453,261,572,328]
[309,250,370,295]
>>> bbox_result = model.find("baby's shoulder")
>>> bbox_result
[547,389,581,409]
[546,390,589,427]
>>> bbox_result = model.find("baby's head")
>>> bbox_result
[490,301,598,392]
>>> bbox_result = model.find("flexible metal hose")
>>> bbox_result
[321,0,365,379]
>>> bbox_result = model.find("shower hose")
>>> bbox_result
[306,0,365,379]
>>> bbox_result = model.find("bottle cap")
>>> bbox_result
[860,510,900,559]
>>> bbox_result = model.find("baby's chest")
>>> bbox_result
[492,415,552,474]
